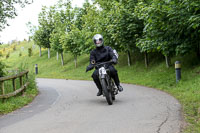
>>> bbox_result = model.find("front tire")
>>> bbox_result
[101,79,113,105]
[112,94,115,101]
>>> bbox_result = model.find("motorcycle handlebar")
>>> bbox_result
[93,61,113,67]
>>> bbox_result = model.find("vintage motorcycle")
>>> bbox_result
[94,61,118,105]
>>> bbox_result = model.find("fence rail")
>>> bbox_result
[0,70,29,102]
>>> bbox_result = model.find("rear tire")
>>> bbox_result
[101,79,113,105]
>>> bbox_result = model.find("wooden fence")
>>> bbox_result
[0,70,29,102]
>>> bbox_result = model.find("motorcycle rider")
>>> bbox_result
[86,34,123,96]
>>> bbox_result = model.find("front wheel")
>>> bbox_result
[101,79,113,105]
[112,94,115,101]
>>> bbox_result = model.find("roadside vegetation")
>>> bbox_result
[0,71,38,115]
[0,41,38,115]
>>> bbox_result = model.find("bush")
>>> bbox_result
[28,47,32,57]
[13,45,16,51]
[19,52,22,57]
[6,53,10,59]
[0,63,38,114]
[0,62,5,77]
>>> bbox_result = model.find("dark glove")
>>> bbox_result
[111,58,117,64]
[86,64,94,72]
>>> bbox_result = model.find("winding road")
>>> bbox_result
[0,78,184,133]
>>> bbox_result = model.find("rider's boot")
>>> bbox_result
[97,89,102,96]
[92,73,103,96]
[117,85,123,92]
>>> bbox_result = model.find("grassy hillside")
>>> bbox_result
[0,42,38,114]
[2,41,200,132]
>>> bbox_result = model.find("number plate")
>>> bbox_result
[99,67,107,75]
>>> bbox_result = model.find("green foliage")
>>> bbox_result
[98,0,144,52]
[135,0,200,58]
[33,5,56,49]
[31,0,200,67]
[33,27,46,48]
[28,47,32,57]
[62,26,84,57]
[6,52,10,59]
[26,21,37,40]
[19,52,22,57]
[50,1,74,54]
[0,58,38,114]
[0,63,38,114]
[12,45,16,51]
[0,0,32,31]
[0,61,5,77]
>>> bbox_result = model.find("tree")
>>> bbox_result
[37,6,56,58]
[175,0,200,59]
[62,26,85,68]
[0,0,32,74]
[96,0,144,66]
[135,0,200,67]
[0,0,32,31]
[32,28,46,57]
[50,0,75,65]
[81,3,102,53]
[26,21,37,40]
[135,1,175,67]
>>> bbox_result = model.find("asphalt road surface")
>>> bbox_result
[0,78,184,133]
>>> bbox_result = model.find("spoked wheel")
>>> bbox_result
[101,79,113,105]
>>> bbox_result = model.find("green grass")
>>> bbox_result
[2,41,200,132]
[0,86,38,114]
[0,70,38,115]
[0,41,38,115]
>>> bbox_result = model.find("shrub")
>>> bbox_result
[0,61,5,77]
[19,52,22,57]
[6,53,10,59]
[13,45,16,51]
[28,48,32,57]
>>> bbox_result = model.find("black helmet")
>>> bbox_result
[93,34,104,47]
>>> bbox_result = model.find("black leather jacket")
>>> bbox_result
[89,46,117,68]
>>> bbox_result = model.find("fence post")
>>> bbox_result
[25,73,28,92]
[0,71,29,102]
[19,76,24,95]
[12,78,16,91]
[26,73,28,80]
[1,81,5,102]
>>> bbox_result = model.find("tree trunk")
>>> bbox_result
[48,48,50,59]
[57,52,59,60]
[127,50,131,66]
[61,52,64,66]
[144,51,149,68]
[39,46,41,57]
[165,55,171,68]
[74,56,77,68]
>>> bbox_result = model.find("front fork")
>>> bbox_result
[100,74,118,95]
[99,74,109,97]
